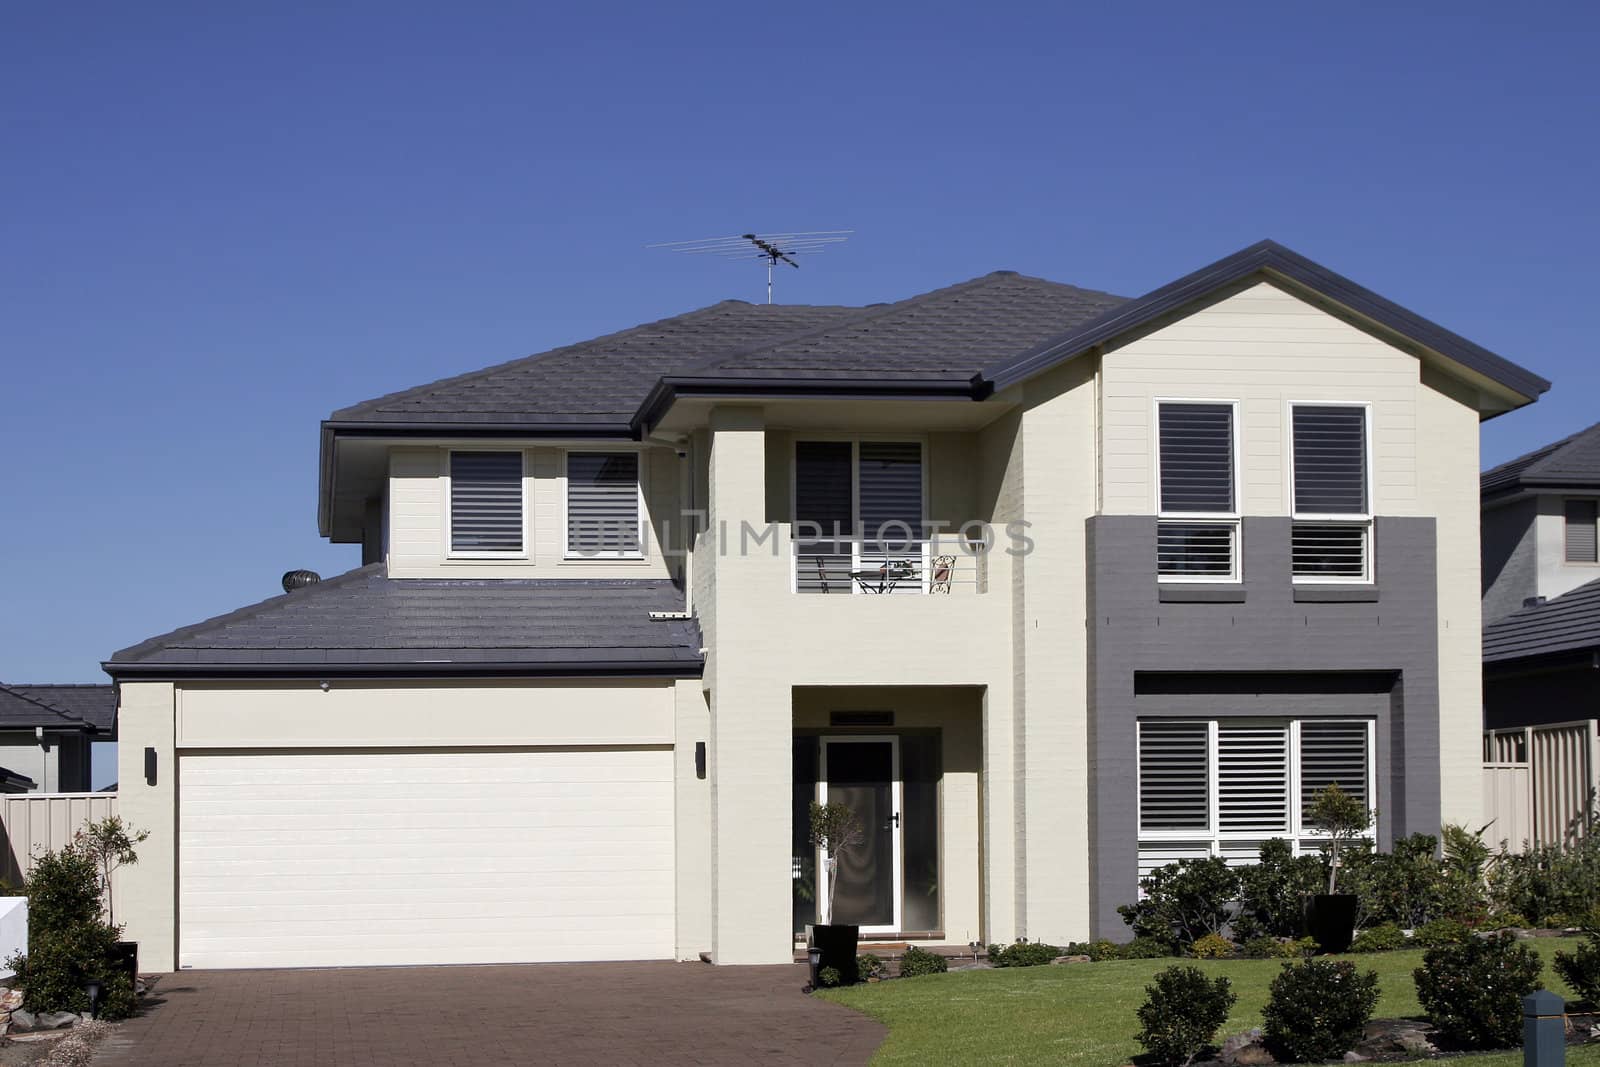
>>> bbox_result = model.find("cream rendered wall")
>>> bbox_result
[792,687,983,946]
[387,445,682,579]
[673,680,712,959]
[0,735,60,792]
[1101,282,1421,518]
[175,680,673,748]
[1532,494,1600,602]
[1418,366,1490,828]
[116,682,176,972]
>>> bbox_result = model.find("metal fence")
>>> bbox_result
[1483,720,1597,853]
[0,793,121,915]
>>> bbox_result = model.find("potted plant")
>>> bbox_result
[1304,782,1371,953]
[75,816,149,985]
[807,800,864,984]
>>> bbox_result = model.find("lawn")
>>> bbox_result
[819,940,1597,1067]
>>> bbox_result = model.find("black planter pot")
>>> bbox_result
[1305,895,1357,954]
[807,923,860,985]
[110,941,138,987]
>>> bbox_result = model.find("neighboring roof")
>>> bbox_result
[0,684,109,735]
[4,684,117,735]
[0,766,36,793]
[1484,577,1600,666]
[104,565,703,678]
[327,302,858,433]
[1481,420,1600,499]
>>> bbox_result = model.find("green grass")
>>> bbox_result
[819,940,1595,1066]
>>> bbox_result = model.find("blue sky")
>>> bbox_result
[3,3,1596,786]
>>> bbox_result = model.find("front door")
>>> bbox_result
[817,736,902,934]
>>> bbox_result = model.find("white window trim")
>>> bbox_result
[788,435,932,595]
[1136,718,1378,852]
[1286,400,1375,585]
[560,447,648,562]
[443,448,530,561]
[1153,398,1242,584]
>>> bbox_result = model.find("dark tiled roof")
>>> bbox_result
[328,302,858,429]
[0,766,37,792]
[5,685,116,735]
[691,272,1127,380]
[1484,577,1600,664]
[1482,421,1600,497]
[0,684,100,733]
[105,565,703,677]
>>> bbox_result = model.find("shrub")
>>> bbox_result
[1553,907,1600,1005]
[1306,783,1372,896]
[898,946,947,977]
[1487,817,1600,928]
[1118,857,1240,948]
[1087,939,1126,961]
[1235,839,1323,941]
[1413,931,1543,1049]
[1241,936,1298,959]
[817,966,842,988]
[1123,936,1174,959]
[1190,933,1234,959]
[856,953,885,980]
[988,940,1060,967]
[4,843,128,1016]
[1349,923,1408,952]
[1262,958,1380,1063]
[1342,834,1443,929]
[1412,918,1469,948]
[1135,966,1237,1067]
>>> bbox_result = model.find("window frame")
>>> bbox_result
[1286,400,1375,585]
[443,448,530,560]
[1563,498,1599,565]
[560,447,648,562]
[788,435,931,594]
[1153,398,1242,584]
[1136,717,1377,849]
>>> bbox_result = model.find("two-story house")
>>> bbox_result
[105,241,1547,972]
[1479,424,1600,848]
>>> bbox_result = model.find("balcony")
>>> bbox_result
[793,538,980,595]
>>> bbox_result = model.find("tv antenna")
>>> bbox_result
[647,230,852,303]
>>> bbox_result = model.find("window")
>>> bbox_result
[449,451,524,555]
[1156,402,1238,581]
[1137,718,1374,870]
[1291,405,1371,581]
[1565,499,1598,563]
[794,440,925,594]
[566,451,642,557]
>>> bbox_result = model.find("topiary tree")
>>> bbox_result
[1262,958,1380,1062]
[74,816,149,928]
[1307,783,1372,895]
[1136,965,1237,1067]
[1414,931,1543,1049]
[808,801,863,925]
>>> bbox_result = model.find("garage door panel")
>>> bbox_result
[178,749,675,969]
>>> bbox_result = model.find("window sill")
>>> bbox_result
[1159,586,1246,603]
[1293,585,1379,603]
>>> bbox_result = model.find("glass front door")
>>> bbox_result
[818,737,902,933]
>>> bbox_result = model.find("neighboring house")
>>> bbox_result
[0,683,116,793]
[1478,428,1600,849]
[105,240,1548,972]
[1481,420,1600,622]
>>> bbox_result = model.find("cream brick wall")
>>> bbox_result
[674,679,713,959]
[115,682,176,972]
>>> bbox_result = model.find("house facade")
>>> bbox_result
[0,684,116,793]
[105,241,1547,971]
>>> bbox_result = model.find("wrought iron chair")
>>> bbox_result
[929,555,957,594]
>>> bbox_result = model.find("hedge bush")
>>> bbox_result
[1118,857,1238,948]
[988,940,1060,967]
[1234,840,1322,941]
[1553,907,1600,1006]
[3,844,133,1018]
[1123,936,1175,959]
[1349,923,1408,953]
[1412,918,1470,948]
[1135,966,1237,1067]
[1261,958,1380,1063]
[898,946,947,977]
[1189,933,1233,959]
[856,953,885,980]
[1414,931,1543,1049]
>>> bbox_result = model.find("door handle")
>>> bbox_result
[886,812,900,830]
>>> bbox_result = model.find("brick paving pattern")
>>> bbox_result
[90,961,884,1066]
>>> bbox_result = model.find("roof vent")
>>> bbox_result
[282,570,322,593]
[1523,595,1547,609]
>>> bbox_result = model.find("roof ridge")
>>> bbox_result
[674,271,1047,377]
[328,300,790,422]
[106,563,383,666]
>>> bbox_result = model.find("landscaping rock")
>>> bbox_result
[1342,1053,1370,1063]
[0,987,21,1011]
[12,1008,36,1031]
[38,1010,79,1029]
[9,1029,69,1044]
[1232,1044,1276,1066]
[1053,954,1091,964]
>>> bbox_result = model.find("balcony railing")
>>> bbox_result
[794,540,974,595]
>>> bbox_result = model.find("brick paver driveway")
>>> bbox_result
[91,962,884,1066]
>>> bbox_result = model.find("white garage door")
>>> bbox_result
[178,749,675,969]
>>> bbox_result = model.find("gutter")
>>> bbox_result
[102,659,705,682]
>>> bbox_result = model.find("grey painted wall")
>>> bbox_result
[1482,498,1539,622]
[1085,516,1441,939]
